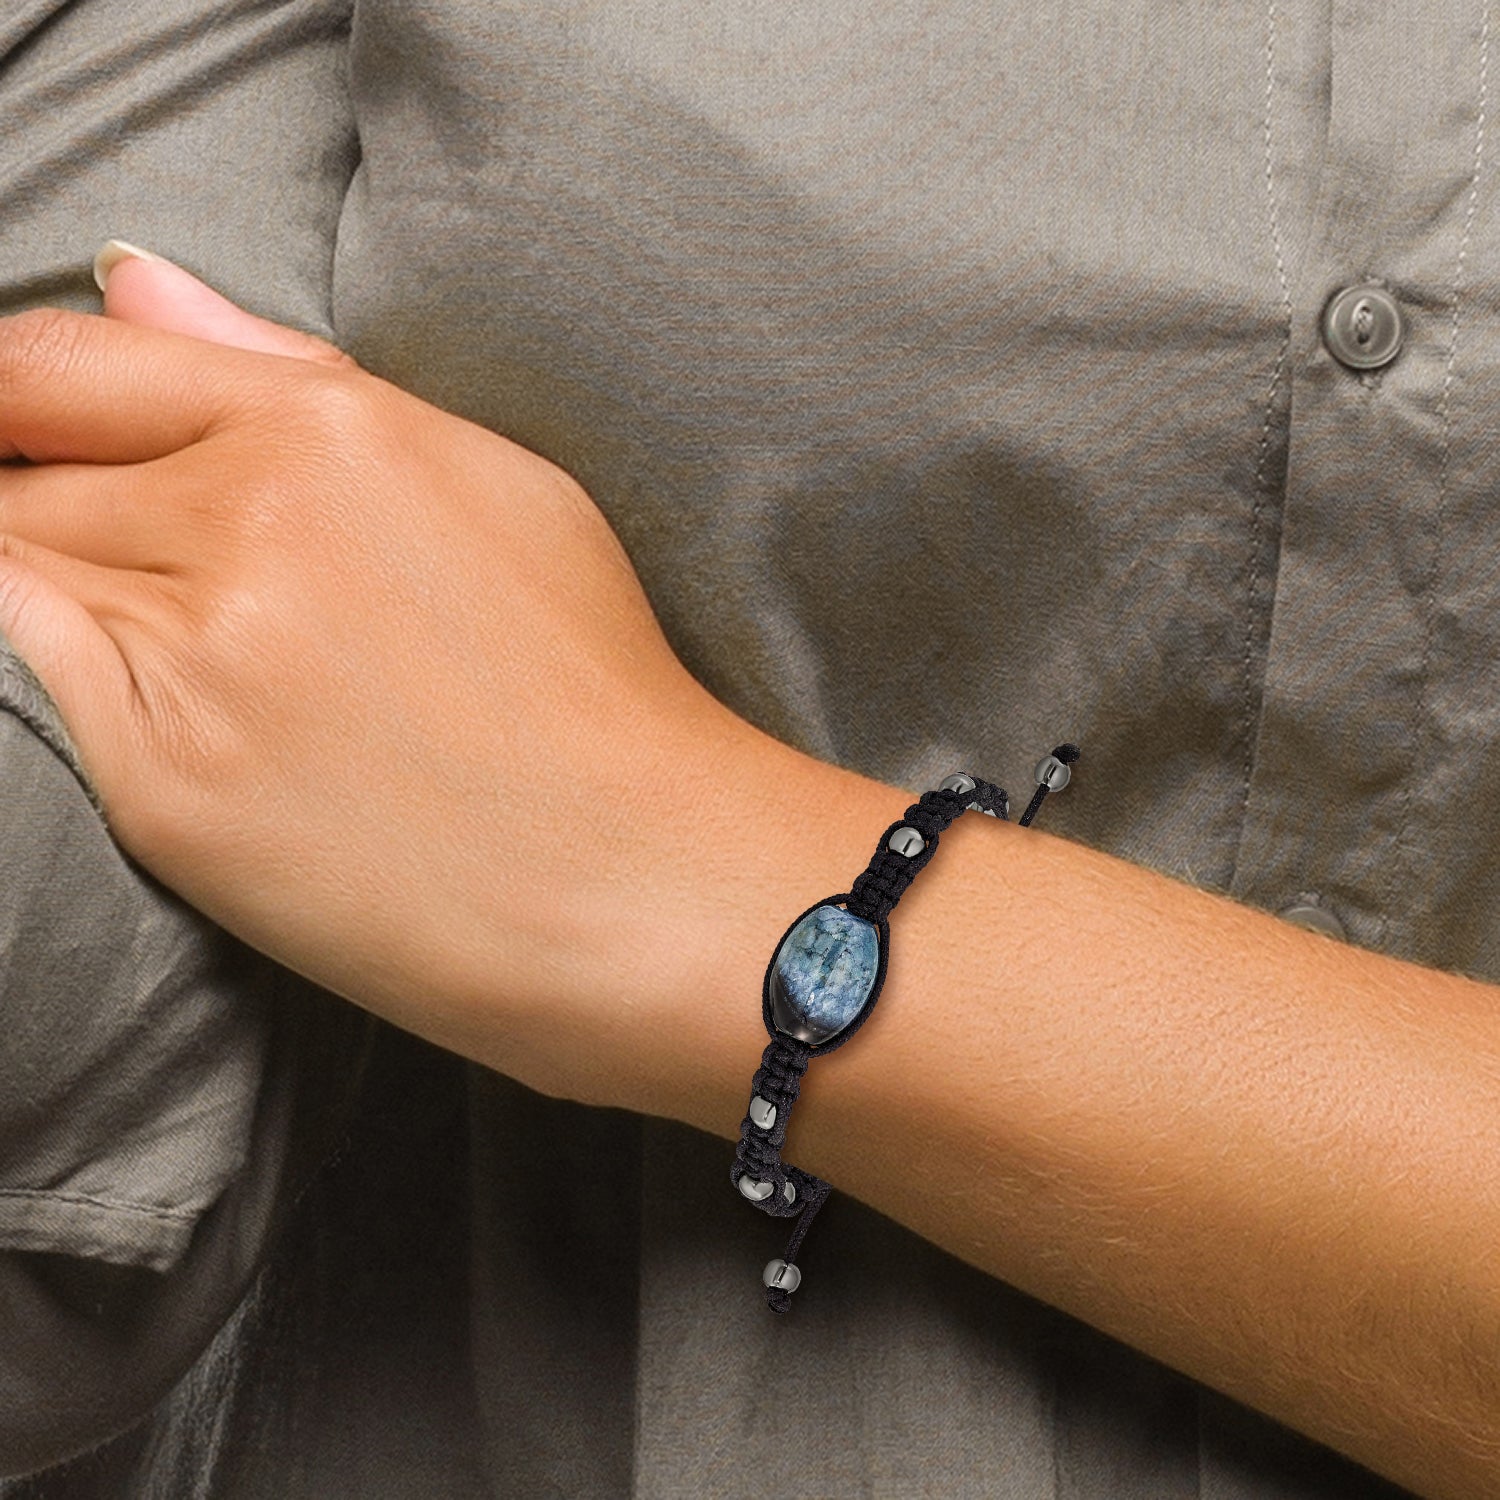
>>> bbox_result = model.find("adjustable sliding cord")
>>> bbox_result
[729,744,1081,1313]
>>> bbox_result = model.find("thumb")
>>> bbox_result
[94,240,353,367]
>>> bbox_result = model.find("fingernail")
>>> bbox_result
[92,238,171,293]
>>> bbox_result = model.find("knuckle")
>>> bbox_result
[0,306,90,393]
[298,367,376,434]
[0,552,41,622]
[0,531,37,570]
[219,361,371,464]
[112,677,244,861]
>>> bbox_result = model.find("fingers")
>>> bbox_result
[0,246,359,463]
[0,542,146,792]
[0,531,151,622]
[96,243,354,368]
[0,254,358,819]
[0,457,190,572]
[0,305,333,465]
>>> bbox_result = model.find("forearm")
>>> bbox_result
[646,721,1500,1500]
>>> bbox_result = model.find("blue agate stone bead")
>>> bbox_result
[769,903,881,1045]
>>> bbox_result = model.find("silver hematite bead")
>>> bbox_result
[937,771,977,796]
[763,1258,802,1293]
[738,1175,774,1202]
[1035,755,1071,792]
[782,1179,796,1205]
[749,1095,777,1130]
[887,825,925,857]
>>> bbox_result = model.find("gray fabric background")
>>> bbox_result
[3,0,1490,1493]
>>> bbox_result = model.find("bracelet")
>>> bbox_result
[729,744,1081,1314]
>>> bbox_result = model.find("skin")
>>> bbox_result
[3,254,1499,1497]
[0,254,753,1105]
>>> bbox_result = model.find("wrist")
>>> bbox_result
[717,754,1070,1313]
[615,710,915,1131]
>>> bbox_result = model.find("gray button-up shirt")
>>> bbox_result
[2,0,1486,1495]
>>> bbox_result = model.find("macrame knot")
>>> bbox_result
[731,751,1081,1313]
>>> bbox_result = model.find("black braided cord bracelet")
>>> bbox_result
[729,743,1082,1313]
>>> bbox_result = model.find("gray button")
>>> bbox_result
[1322,284,1405,371]
[1279,902,1346,941]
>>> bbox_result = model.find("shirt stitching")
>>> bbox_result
[1382,1,1489,956]
[1244,0,1294,845]
[0,1186,197,1224]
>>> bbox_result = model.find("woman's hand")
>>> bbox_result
[0,248,765,1109]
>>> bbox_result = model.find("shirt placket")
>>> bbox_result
[1229,0,1497,972]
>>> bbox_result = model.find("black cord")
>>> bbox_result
[729,743,1081,1313]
